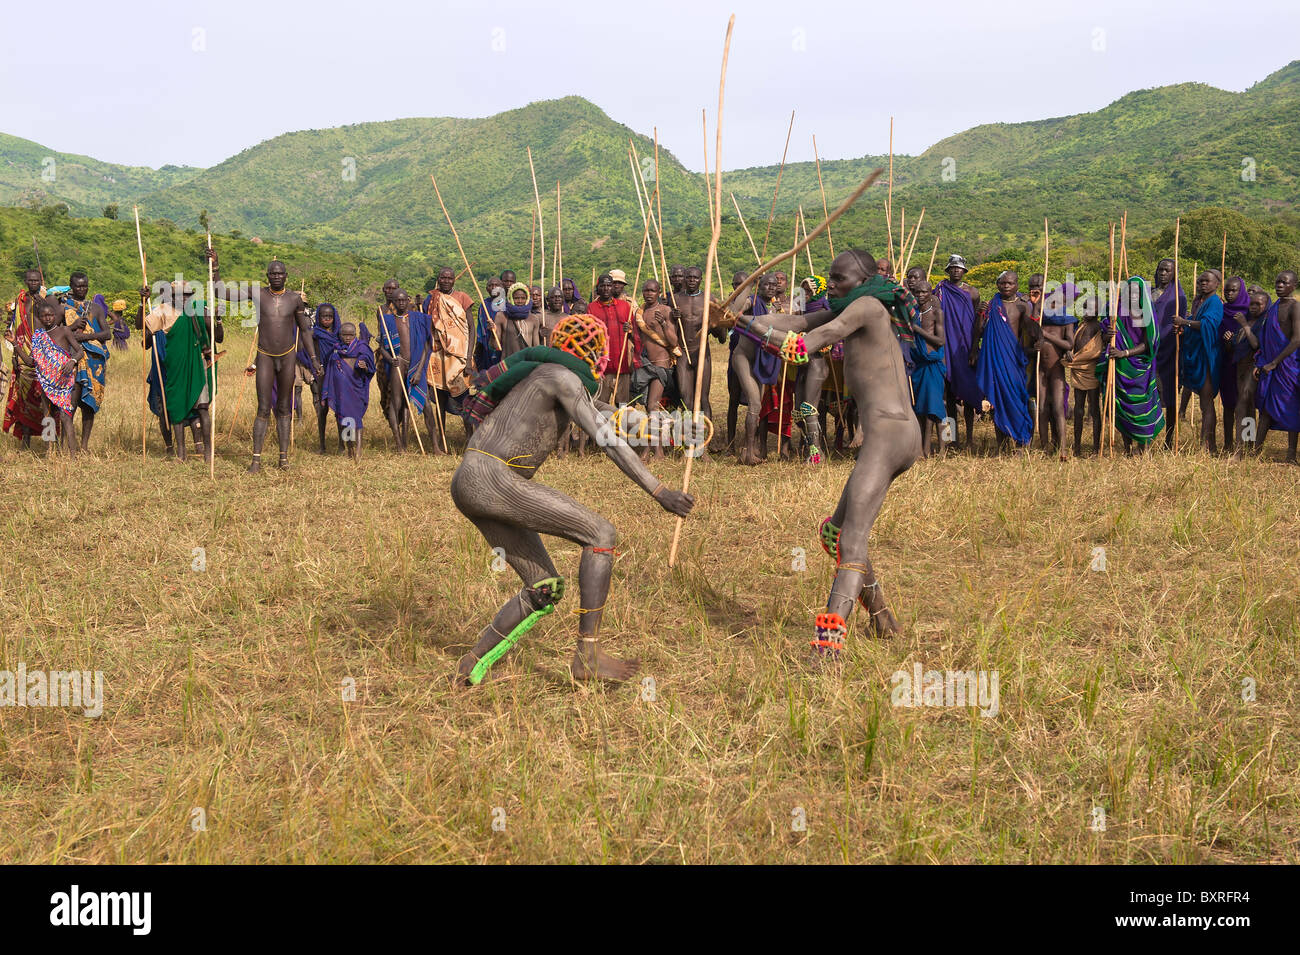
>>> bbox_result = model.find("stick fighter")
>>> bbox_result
[717,249,920,655]
[451,313,694,686]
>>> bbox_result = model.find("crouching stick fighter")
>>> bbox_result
[719,249,920,655]
[450,314,695,686]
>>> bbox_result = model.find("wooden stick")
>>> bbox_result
[1036,218,1048,446]
[629,147,659,281]
[1220,228,1227,286]
[377,315,425,455]
[731,193,761,265]
[654,128,671,308]
[206,231,217,478]
[800,207,814,276]
[630,191,652,319]
[135,205,150,459]
[721,169,883,312]
[557,182,563,297]
[776,369,787,459]
[290,325,298,453]
[669,14,733,568]
[1173,216,1181,453]
[812,135,834,259]
[900,207,925,278]
[897,206,905,275]
[429,172,501,352]
[1106,222,1117,456]
[527,146,548,388]
[703,111,727,294]
[759,110,795,261]
[886,117,894,264]
[927,236,940,279]
[529,206,536,289]
[134,206,159,459]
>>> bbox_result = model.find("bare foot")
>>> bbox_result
[868,607,902,637]
[454,651,498,687]
[278,454,290,470]
[570,643,639,682]
[247,457,261,474]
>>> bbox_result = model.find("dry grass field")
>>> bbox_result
[0,328,1296,863]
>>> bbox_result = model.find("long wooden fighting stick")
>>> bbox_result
[628,146,661,283]
[557,182,564,301]
[720,170,883,313]
[760,110,795,260]
[529,206,536,290]
[668,14,733,568]
[886,117,895,264]
[1172,216,1181,452]
[897,207,905,274]
[773,211,801,452]
[653,128,688,352]
[653,128,671,308]
[813,135,834,259]
[731,193,761,266]
[377,306,426,456]
[619,148,655,402]
[134,206,169,457]
[702,110,726,294]
[1118,213,1130,452]
[1036,219,1049,446]
[927,236,940,280]
[430,172,501,353]
[135,207,149,459]
[800,207,814,276]
[899,207,926,278]
[206,231,218,478]
[1105,222,1118,456]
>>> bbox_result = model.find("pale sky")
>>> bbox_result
[4,0,1296,172]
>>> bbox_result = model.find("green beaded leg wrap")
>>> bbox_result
[468,576,565,685]
[819,517,840,561]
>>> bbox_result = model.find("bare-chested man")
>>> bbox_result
[451,314,694,686]
[208,252,322,472]
[720,249,919,652]
[666,264,686,308]
[1064,291,1104,455]
[672,266,714,453]
[1036,281,1076,458]
[632,279,680,460]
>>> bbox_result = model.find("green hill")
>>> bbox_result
[3,62,1298,289]
[726,61,1300,265]
[137,96,711,275]
[0,133,200,214]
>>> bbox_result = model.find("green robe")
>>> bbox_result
[153,301,217,424]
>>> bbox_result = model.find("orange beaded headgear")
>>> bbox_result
[550,314,608,377]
